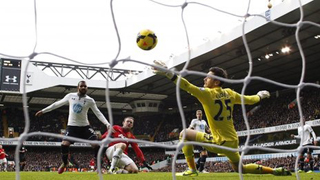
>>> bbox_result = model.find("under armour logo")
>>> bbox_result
[5,75,17,83]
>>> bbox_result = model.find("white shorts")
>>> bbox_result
[8,161,15,166]
[0,158,7,164]
[106,145,134,169]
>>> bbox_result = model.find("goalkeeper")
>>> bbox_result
[152,60,291,177]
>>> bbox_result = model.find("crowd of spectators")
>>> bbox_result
[2,147,90,171]
[233,88,320,131]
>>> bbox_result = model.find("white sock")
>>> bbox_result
[110,148,123,170]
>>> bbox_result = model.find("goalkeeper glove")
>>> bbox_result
[152,60,174,79]
[257,90,270,99]
[142,161,153,170]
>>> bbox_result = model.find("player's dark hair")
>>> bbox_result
[124,116,134,121]
[209,67,228,86]
[78,80,86,87]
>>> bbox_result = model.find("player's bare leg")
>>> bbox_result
[124,162,138,173]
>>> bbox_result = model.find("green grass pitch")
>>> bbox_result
[1,172,319,180]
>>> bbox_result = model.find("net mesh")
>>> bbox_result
[0,0,319,179]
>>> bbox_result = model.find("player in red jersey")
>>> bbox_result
[101,116,152,174]
[0,145,8,172]
[89,158,95,172]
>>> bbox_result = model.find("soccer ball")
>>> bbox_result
[136,29,157,50]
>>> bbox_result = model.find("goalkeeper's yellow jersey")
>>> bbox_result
[175,77,260,144]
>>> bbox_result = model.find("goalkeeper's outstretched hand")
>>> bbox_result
[152,60,173,78]
[257,90,270,99]
[142,161,153,170]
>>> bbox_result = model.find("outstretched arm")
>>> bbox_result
[152,60,207,101]
[90,99,110,129]
[131,142,145,163]
[233,90,270,105]
[0,151,8,156]
[35,94,70,117]
[131,142,153,170]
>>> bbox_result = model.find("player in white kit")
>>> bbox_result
[188,110,210,173]
[291,118,317,173]
[35,81,110,174]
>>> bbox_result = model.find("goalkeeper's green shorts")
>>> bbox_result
[195,131,240,164]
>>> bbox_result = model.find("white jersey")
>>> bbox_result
[294,124,317,145]
[189,119,208,132]
[41,93,109,127]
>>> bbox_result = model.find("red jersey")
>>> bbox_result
[0,148,6,159]
[89,159,95,166]
[102,125,145,163]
